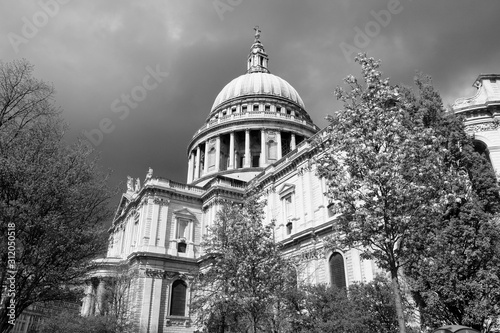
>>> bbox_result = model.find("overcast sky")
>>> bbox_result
[1,0,500,204]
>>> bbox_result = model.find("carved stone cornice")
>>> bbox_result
[153,197,170,206]
[465,121,500,133]
[165,317,191,327]
[291,247,325,263]
[144,268,193,282]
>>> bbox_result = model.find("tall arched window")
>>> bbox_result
[473,140,492,165]
[170,280,187,316]
[329,252,346,289]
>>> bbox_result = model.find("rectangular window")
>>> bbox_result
[177,219,189,239]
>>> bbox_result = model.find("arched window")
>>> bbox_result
[170,280,187,316]
[329,252,346,290]
[473,140,492,165]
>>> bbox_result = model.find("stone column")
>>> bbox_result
[260,130,266,166]
[229,132,235,170]
[195,146,201,179]
[204,141,209,175]
[81,282,94,316]
[96,279,106,315]
[244,130,251,167]
[291,133,296,150]
[277,131,282,159]
[215,136,221,171]
[187,152,194,183]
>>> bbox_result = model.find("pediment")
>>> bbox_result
[173,207,196,219]
[278,183,295,197]
[113,194,131,220]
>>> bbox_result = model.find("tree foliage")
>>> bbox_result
[287,276,416,333]
[0,59,113,332]
[401,75,500,332]
[39,309,129,333]
[316,54,469,333]
[191,199,295,333]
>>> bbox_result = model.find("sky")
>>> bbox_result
[1,0,500,206]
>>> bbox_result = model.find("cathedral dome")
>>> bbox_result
[187,28,319,186]
[211,72,305,112]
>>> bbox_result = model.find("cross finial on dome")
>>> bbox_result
[254,25,261,41]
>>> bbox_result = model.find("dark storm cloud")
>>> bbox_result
[1,0,499,204]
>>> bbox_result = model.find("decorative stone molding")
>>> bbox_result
[165,317,191,327]
[145,269,165,279]
[263,185,276,195]
[292,247,325,263]
[465,121,500,133]
[266,130,277,142]
[143,269,193,282]
[153,197,169,206]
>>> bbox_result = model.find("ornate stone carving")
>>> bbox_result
[143,269,188,281]
[126,176,134,192]
[165,271,179,280]
[266,130,276,142]
[146,167,153,181]
[153,197,169,206]
[135,178,141,192]
[293,248,325,263]
[263,185,275,195]
[145,269,165,279]
[166,317,191,327]
[465,121,500,133]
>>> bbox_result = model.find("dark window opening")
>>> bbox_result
[177,241,187,253]
[170,280,187,316]
[265,105,270,112]
[473,140,492,165]
[286,222,292,235]
[327,203,335,218]
[253,104,259,112]
[329,253,346,290]
[252,155,260,167]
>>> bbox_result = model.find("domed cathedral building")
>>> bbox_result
[82,28,499,333]
[452,74,500,171]
[83,28,375,333]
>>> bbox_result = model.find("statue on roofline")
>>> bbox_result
[126,176,134,193]
[135,178,141,192]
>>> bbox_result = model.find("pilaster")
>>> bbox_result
[244,130,251,167]
[229,132,235,170]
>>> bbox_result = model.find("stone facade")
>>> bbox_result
[83,31,500,333]
[453,73,500,173]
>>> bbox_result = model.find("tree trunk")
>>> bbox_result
[391,268,406,333]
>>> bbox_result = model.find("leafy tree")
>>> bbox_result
[287,283,367,333]
[0,60,113,332]
[287,276,414,333]
[316,54,468,333]
[191,199,295,333]
[401,75,500,332]
[39,309,127,333]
